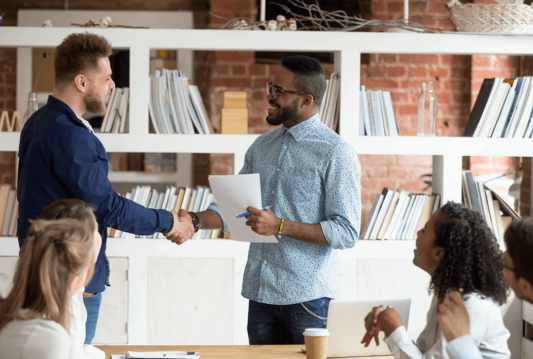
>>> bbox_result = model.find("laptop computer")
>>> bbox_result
[326,298,411,357]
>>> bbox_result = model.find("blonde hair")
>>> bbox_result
[0,219,93,331]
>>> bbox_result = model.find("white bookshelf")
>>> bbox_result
[0,27,530,354]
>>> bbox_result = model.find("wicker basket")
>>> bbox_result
[448,0,533,34]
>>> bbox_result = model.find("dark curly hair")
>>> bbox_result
[429,202,508,305]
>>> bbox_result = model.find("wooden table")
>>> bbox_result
[95,345,394,359]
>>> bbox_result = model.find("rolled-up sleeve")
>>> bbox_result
[321,143,361,250]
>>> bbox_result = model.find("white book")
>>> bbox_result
[523,109,533,138]
[330,79,341,131]
[119,88,129,133]
[181,187,192,210]
[153,74,168,134]
[189,85,214,134]
[378,91,390,136]
[100,87,117,133]
[383,91,399,136]
[2,190,16,236]
[150,192,166,239]
[192,187,205,212]
[480,83,510,138]
[149,78,162,134]
[171,71,189,134]
[323,75,339,129]
[319,79,330,119]
[363,194,384,240]
[187,189,198,212]
[360,194,383,240]
[492,80,517,138]
[159,72,175,134]
[183,79,205,134]
[474,173,501,229]
[164,70,181,134]
[406,195,428,240]
[395,195,416,240]
[159,187,177,238]
[178,73,195,134]
[105,88,123,133]
[514,78,533,138]
[359,86,365,136]
[383,190,409,240]
[370,91,385,136]
[361,88,372,136]
[473,78,502,137]
[485,190,499,240]
[506,77,531,138]
[369,189,394,240]
[399,195,420,240]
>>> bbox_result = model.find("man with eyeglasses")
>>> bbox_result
[177,55,361,344]
[436,217,533,359]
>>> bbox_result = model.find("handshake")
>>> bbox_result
[163,209,195,245]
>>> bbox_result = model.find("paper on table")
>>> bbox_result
[208,174,278,243]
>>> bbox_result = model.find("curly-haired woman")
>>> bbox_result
[360,202,510,359]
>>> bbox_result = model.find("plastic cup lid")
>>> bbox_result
[303,328,330,337]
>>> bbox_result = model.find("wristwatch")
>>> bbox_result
[188,212,201,233]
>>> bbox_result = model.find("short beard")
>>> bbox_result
[84,87,107,115]
[266,97,299,126]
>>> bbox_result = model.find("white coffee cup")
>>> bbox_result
[303,328,330,359]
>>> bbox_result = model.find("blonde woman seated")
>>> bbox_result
[361,202,510,359]
[39,199,104,359]
[0,218,95,359]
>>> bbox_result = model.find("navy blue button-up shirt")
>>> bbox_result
[208,113,361,305]
[17,96,171,293]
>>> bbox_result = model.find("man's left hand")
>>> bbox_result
[245,206,281,236]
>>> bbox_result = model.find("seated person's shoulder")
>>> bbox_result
[24,319,70,358]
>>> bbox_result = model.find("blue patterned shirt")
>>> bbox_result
[207,113,361,305]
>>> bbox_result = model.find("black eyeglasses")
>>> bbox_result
[266,82,313,101]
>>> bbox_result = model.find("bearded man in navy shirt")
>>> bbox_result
[17,32,194,344]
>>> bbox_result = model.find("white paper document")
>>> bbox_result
[208,174,278,243]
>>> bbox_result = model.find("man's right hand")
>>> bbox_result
[164,210,194,245]
[437,291,470,342]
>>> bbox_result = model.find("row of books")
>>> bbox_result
[461,170,518,241]
[318,73,340,131]
[100,87,129,133]
[109,185,221,240]
[0,184,18,237]
[464,77,533,138]
[149,69,214,135]
[359,86,400,136]
[361,188,440,240]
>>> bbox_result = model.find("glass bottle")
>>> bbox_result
[417,82,437,136]
[22,92,38,124]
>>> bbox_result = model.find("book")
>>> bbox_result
[0,184,11,234]
[463,171,483,214]
[485,189,497,238]
[514,78,533,138]
[394,194,416,240]
[473,78,502,138]
[493,199,504,242]
[189,85,214,134]
[385,191,411,240]
[504,77,528,138]
[479,82,510,138]
[361,193,384,240]
[413,195,435,240]
[105,88,123,133]
[359,86,365,135]
[463,78,496,137]
[492,79,517,138]
[1,189,15,236]
[369,188,395,240]
[100,88,117,133]
[370,91,385,136]
[383,91,400,136]
[379,91,390,136]
[361,89,373,136]
[8,196,18,236]
[377,190,400,240]
[431,194,441,215]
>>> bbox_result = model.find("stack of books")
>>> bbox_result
[0,184,18,237]
[110,185,221,240]
[359,86,400,136]
[319,73,340,131]
[361,188,440,240]
[464,77,533,138]
[461,170,518,241]
[149,69,214,135]
[100,87,129,133]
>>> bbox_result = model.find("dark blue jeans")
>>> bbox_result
[83,292,102,344]
[247,298,331,345]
